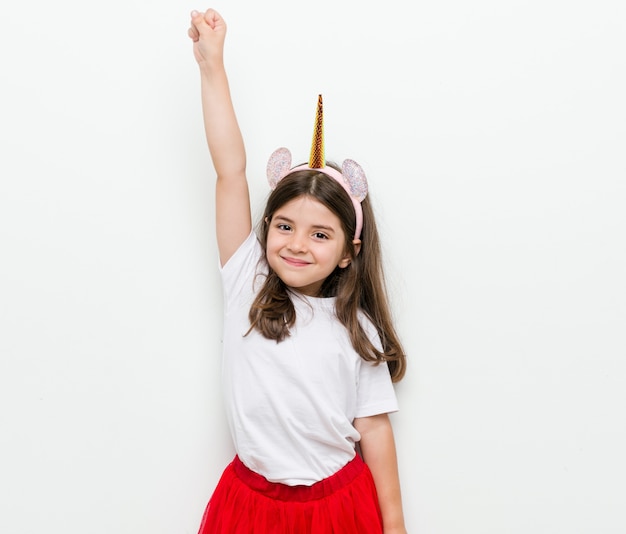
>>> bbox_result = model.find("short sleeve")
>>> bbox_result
[354,319,399,418]
[220,232,264,311]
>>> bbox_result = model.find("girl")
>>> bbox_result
[188,8,407,534]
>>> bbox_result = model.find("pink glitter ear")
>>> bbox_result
[266,148,293,189]
[341,159,368,202]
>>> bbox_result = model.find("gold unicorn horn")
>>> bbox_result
[308,95,325,169]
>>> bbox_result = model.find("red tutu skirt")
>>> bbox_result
[197,454,383,533]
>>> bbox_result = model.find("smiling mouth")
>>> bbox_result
[281,256,311,267]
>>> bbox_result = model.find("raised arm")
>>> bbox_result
[189,9,251,265]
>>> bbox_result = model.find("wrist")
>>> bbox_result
[198,55,225,76]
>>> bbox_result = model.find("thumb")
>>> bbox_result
[190,10,207,33]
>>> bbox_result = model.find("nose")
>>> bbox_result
[287,232,307,253]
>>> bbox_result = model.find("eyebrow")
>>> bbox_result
[273,215,337,234]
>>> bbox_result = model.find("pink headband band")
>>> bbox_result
[266,149,368,240]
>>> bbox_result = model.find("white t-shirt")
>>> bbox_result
[220,232,398,485]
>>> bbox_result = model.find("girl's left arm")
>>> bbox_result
[354,413,407,534]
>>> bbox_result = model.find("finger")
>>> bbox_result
[203,8,217,25]
[203,8,223,30]
[190,9,218,37]
[190,9,207,32]
[187,26,199,42]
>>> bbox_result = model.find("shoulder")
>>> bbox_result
[220,231,261,272]
[356,309,383,350]
[220,231,266,302]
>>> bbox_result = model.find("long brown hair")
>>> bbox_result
[248,167,406,382]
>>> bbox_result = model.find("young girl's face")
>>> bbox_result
[266,195,352,296]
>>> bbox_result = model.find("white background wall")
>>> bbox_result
[1,0,625,532]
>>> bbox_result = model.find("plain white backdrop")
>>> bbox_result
[1,0,625,532]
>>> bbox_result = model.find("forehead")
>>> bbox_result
[274,196,342,227]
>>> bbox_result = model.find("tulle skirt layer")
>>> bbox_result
[197,454,382,534]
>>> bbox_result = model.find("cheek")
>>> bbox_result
[266,255,279,274]
[264,249,278,275]
[265,233,280,254]
[319,245,346,267]
[264,234,282,267]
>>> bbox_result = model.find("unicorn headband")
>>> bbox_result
[266,95,368,240]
